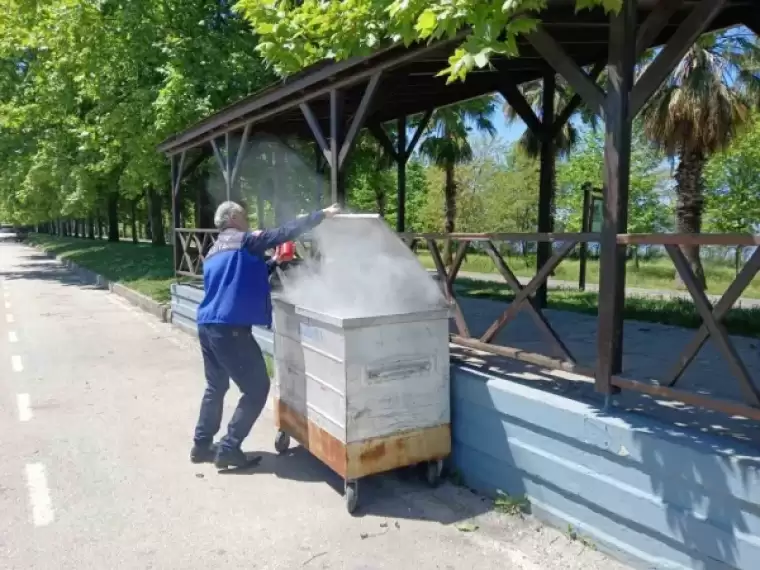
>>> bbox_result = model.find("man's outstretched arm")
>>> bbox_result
[242,204,340,256]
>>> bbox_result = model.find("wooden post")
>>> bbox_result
[579,184,592,292]
[596,0,635,392]
[330,89,346,206]
[397,116,407,232]
[536,71,556,309]
[171,152,186,278]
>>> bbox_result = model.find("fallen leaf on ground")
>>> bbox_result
[456,522,479,532]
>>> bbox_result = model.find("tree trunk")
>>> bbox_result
[674,150,707,290]
[735,246,743,276]
[87,217,95,239]
[375,189,386,218]
[107,192,119,242]
[144,209,153,241]
[147,187,165,246]
[131,200,138,244]
[62,220,69,237]
[442,160,456,266]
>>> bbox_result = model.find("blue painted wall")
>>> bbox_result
[171,284,760,570]
[452,365,760,570]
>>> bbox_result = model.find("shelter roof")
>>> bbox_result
[158,0,758,156]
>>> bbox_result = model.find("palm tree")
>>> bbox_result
[640,31,760,290]
[418,97,496,264]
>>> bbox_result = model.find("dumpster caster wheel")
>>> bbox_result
[425,460,443,488]
[274,430,290,454]
[345,481,359,514]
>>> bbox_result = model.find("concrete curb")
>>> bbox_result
[28,242,171,323]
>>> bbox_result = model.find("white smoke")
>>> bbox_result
[280,214,446,318]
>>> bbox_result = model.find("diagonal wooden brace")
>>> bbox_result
[664,247,760,388]
[338,72,381,169]
[665,245,760,406]
[527,26,606,119]
[210,138,227,186]
[300,102,332,167]
[630,0,726,117]
[427,239,470,338]
[480,241,577,344]
[483,241,574,362]
[177,231,195,274]
[497,75,545,139]
[367,123,398,163]
[406,110,433,159]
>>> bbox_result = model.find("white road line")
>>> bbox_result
[17,393,32,422]
[12,355,23,372]
[25,463,54,527]
[5,313,13,323]
[8,331,18,343]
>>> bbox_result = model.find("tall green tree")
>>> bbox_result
[557,125,672,267]
[639,31,760,289]
[0,0,275,240]
[418,99,496,263]
[704,113,760,273]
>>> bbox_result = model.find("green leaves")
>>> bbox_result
[704,113,760,235]
[0,0,276,224]
[415,9,437,36]
[235,0,620,82]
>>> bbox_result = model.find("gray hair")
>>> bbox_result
[214,201,245,230]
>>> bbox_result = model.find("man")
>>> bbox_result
[191,200,340,468]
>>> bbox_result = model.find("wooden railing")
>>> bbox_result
[399,232,599,376]
[173,228,314,278]
[609,233,760,421]
[174,228,219,278]
[175,226,760,421]
[401,232,760,422]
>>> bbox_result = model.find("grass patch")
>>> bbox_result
[494,491,529,516]
[455,278,760,337]
[28,234,176,303]
[418,251,760,299]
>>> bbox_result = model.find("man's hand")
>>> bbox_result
[322,204,341,218]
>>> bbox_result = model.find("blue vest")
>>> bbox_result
[197,230,272,327]
[196,211,325,327]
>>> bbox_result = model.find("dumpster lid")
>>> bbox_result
[279,213,447,318]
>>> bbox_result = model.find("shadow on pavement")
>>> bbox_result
[218,447,492,524]
[7,247,490,525]
[0,252,108,290]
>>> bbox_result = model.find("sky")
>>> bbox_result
[489,98,525,144]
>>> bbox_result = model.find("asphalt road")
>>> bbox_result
[0,243,629,570]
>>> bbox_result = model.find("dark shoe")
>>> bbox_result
[190,442,218,464]
[214,446,251,469]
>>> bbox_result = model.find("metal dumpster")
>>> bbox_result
[271,214,451,513]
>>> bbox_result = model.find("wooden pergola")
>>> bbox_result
[159,0,760,421]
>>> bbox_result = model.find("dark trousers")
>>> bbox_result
[194,324,270,452]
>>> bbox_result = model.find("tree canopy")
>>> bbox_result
[235,0,621,82]
[0,0,275,233]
